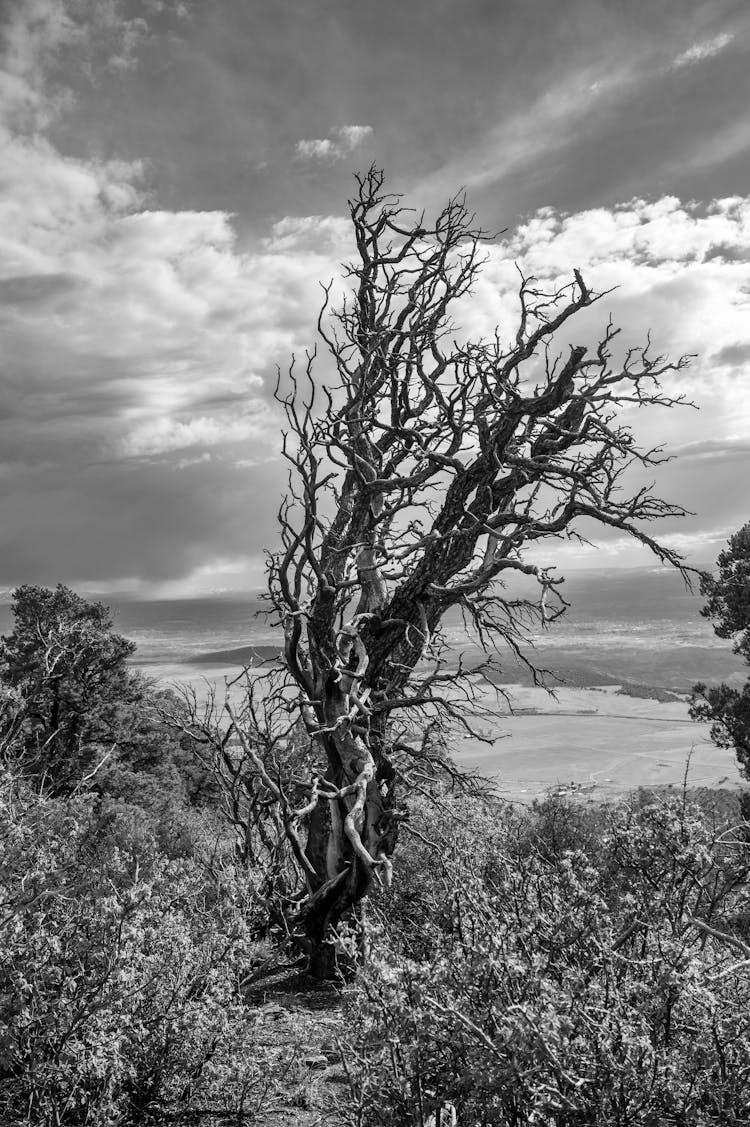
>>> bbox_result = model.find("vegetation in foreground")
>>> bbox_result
[2,583,750,1124]
[344,789,750,1126]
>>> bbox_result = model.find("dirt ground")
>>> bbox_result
[242,967,350,1126]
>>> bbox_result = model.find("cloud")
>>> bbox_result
[0,271,83,304]
[0,0,163,129]
[713,341,750,367]
[7,172,750,589]
[0,1,350,591]
[668,437,750,462]
[122,414,267,458]
[262,214,351,254]
[416,22,745,211]
[295,124,373,162]
[296,137,336,160]
[504,196,750,272]
[3,0,750,591]
[678,118,750,173]
[0,454,284,589]
[335,125,373,149]
[671,32,734,70]
[416,61,642,203]
[4,68,750,589]
[142,0,191,18]
[447,191,750,571]
[460,197,750,379]
[105,16,149,72]
[554,525,738,569]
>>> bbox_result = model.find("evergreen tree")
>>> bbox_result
[690,524,750,780]
[0,584,137,791]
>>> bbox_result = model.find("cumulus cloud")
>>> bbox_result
[456,193,750,569]
[335,125,373,149]
[502,196,750,272]
[262,214,351,254]
[296,137,336,160]
[461,197,750,382]
[2,0,750,590]
[0,0,348,592]
[671,32,734,70]
[295,124,373,161]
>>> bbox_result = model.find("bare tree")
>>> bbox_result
[209,168,694,977]
[167,672,323,939]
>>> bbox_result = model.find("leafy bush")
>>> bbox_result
[0,769,285,1126]
[344,793,750,1126]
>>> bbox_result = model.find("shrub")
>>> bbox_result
[344,793,750,1126]
[0,769,283,1126]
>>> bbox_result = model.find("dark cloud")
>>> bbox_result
[0,453,286,586]
[713,341,750,367]
[36,0,750,230]
[703,244,750,263]
[0,273,84,305]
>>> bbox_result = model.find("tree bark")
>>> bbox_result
[256,167,694,976]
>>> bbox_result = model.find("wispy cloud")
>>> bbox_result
[0,0,168,128]
[669,437,750,463]
[415,60,642,204]
[262,214,350,253]
[296,124,373,161]
[671,32,734,70]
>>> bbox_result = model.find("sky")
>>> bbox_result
[1,0,750,597]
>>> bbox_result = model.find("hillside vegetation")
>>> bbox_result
[2,585,750,1125]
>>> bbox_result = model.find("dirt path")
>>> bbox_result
[243,968,350,1125]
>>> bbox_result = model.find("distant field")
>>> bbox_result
[483,644,746,694]
[3,570,736,802]
[456,685,743,801]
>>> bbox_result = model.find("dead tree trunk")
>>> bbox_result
[254,167,694,976]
